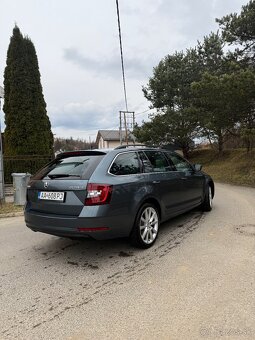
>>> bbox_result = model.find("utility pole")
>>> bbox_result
[0,86,5,203]
[116,0,136,146]
[119,111,135,145]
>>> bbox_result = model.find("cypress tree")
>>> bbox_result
[3,26,53,156]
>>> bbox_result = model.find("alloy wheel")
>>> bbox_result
[139,207,159,245]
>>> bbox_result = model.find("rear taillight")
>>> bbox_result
[85,183,112,206]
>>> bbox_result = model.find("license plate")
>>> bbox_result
[38,191,65,202]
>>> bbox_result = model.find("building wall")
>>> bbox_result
[108,141,120,149]
[98,137,120,149]
[98,137,104,149]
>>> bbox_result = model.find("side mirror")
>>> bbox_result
[194,164,202,172]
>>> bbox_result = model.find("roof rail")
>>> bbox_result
[114,144,154,150]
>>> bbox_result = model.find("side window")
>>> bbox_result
[109,152,140,175]
[143,151,170,172]
[138,151,154,173]
[163,152,176,171]
[167,153,193,172]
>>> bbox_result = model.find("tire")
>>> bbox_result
[130,203,160,249]
[201,185,213,212]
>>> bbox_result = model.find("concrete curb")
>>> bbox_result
[0,211,24,219]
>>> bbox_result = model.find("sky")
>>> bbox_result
[0,0,248,141]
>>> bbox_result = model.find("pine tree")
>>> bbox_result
[3,26,53,156]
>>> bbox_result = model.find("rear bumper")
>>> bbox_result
[24,209,132,240]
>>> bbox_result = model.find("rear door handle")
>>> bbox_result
[181,177,187,180]
[152,181,160,184]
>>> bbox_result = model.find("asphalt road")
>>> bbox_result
[0,183,255,340]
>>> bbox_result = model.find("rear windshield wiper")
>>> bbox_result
[48,174,81,179]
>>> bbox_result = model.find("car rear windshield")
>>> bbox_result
[32,154,105,180]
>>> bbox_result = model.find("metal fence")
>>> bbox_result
[3,155,53,184]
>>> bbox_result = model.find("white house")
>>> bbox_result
[96,130,135,149]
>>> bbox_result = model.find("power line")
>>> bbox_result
[136,108,153,116]
[116,0,128,112]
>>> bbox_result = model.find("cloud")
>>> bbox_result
[49,100,123,131]
[121,0,162,16]
[119,0,234,55]
[1,0,247,142]
[52,127,99,140]
[48,99,153,140]
[63,47,154,79]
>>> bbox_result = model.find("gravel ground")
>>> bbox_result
[0,183,255,340]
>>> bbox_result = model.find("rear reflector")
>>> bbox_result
[78,227,109,232]
[85,183,112,205]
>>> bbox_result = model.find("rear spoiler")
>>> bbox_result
[56,150,107,159]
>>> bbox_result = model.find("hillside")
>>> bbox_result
[189,149,255,187]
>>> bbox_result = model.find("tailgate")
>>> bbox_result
[27,179,87,216]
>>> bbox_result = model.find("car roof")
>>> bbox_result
[56,146,175,160]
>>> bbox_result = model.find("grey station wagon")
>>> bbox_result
[25,146,214,248]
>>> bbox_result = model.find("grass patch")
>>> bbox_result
[189,148,255,187]
[0,202,24,215]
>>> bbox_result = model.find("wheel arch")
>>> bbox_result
[129,197,162,236]
[137,197,162,220]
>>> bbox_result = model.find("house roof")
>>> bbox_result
[96,130,135,143]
